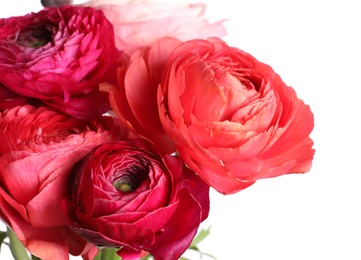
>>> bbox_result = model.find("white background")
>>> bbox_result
[1,0,361,259]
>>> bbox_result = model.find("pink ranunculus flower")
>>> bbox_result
[82,0,227,56]
[105,37,315,195]
[62,140,210,260]
[0,105,126,260]
[0,6,122,119]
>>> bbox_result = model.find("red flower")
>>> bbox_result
[63,141,210,260]
[0,6,122,119]
[106,37,315,194]
[0,105,126,259]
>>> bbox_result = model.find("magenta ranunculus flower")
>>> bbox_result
[0,105,126,260]
[83,0,227,56]
[63,141,210,260]
[0,6,122,119]
[105,37,315,195]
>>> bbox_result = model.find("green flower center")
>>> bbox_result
[17,25,53,48]
[113,163,149,193]
[113,181,133,193]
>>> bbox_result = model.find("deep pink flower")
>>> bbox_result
[63,141,210,260]
[105,37,315,194]
[0,6,122,119]
[0,105,126,260]
[83,0,227,56]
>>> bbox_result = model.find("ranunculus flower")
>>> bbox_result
[63,141,209,260]
[105,37,315,194]
[83,0,227,56]
[0,105,126,260]
[0,6,122,119]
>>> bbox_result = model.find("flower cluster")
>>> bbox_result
[0,1,314,260]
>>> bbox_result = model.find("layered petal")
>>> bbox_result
[84,0,227,56]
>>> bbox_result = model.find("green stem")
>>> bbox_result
[94,247,120,260]
[6,226,31,260]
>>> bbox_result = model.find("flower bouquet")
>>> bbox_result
[0,0,315,259]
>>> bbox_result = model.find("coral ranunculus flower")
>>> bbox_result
[106,37,315,194]
[0,105,126,260]
[83,0,227,56]
[0,6,122,119]
[63,141,210,260]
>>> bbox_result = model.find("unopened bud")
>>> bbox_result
[41,0,73,7]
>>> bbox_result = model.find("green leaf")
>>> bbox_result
[94,247,120,260]
[186,226,217,259]
[190,226,211,248]
[0,230,7,252]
